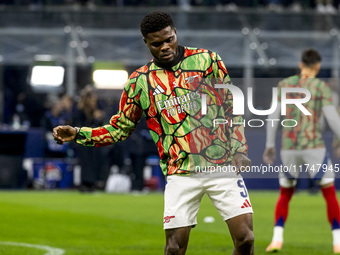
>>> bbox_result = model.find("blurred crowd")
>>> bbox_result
[8,85,158,192]
[0,0,340,13]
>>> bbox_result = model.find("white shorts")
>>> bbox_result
[163,173,253,229]
[279,148,334,188]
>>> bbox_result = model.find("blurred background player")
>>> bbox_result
[263,49,340,253]
[53,11,254,255]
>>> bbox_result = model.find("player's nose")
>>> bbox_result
[161,42,170,52]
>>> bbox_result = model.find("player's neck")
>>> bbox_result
[300,68,317,78]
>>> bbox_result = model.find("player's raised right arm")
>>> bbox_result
[54,74,144,147]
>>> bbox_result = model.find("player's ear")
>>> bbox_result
[315,62,321,72]
[298,62,303,70]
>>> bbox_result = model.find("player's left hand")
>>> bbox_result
[263,147,276,165]
[231,153,251,174]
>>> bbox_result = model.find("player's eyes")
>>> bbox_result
[152,42,162,47]
[151,37,173,47]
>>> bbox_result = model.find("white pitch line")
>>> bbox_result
[0,241,65,255]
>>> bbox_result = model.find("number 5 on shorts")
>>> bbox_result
[237,180,248,198]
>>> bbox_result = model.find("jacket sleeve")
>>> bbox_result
[75,74,144,147]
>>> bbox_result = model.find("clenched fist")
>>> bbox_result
[53,125,78,145]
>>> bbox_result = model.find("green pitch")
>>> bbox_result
[0,190,333,254]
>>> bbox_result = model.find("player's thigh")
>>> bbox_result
[279,150,303,187]
[302,148,335,186]
[164,175,204,230]
[205,176,253,221]
[301,148,326,167]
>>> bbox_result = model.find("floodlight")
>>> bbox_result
[30,66,65,87]
[93,70,128,89]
